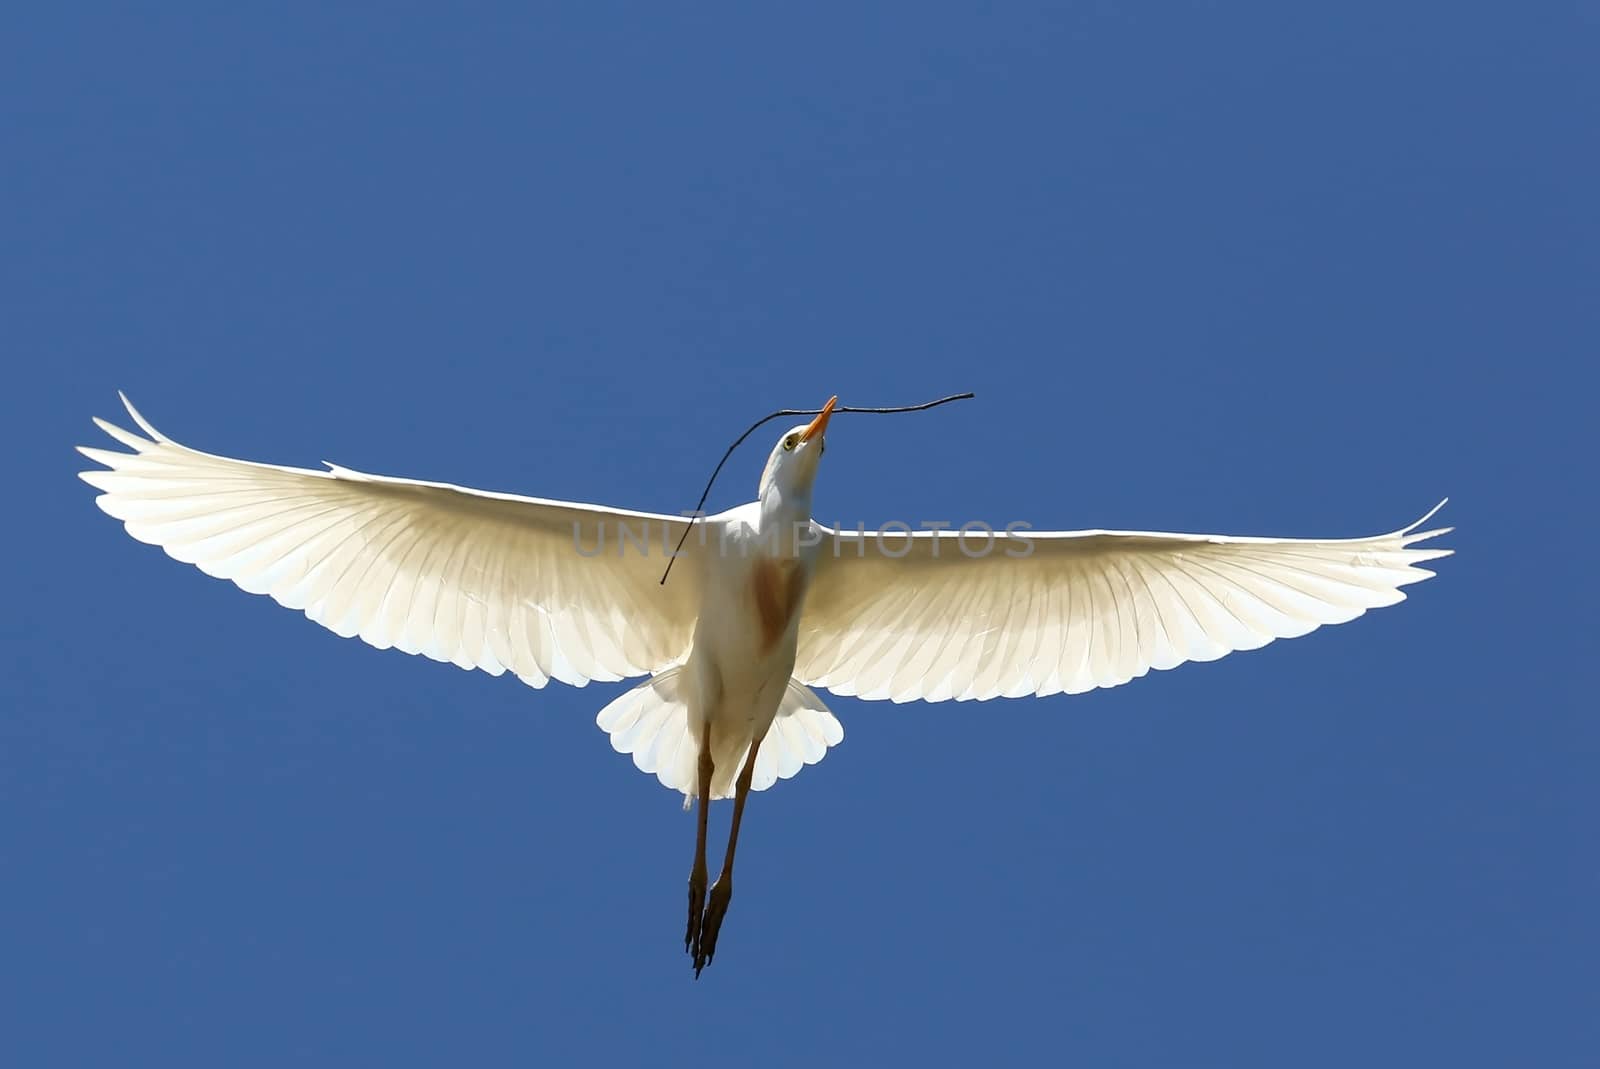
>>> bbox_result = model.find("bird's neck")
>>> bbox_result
[757,483,813,549]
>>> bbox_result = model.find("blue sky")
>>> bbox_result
[3,3,1593,1065]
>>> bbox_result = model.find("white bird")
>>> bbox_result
[78,393,1452,974]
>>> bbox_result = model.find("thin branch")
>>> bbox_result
[659,392,975,585]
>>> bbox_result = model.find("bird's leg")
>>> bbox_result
[694,730,765,977]
[686,732,713,960]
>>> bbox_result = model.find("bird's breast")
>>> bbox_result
[749,557,810,655]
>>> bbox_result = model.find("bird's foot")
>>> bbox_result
[686,865,708,959]
[693,875,732,977]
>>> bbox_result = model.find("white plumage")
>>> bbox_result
[79,393,701,688]
[798,507,1452,702]
[78,391,1450,974]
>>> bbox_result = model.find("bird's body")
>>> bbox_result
[78,392,1452,975]
[686,500,819,799]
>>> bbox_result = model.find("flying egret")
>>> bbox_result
[78,393,1452,975]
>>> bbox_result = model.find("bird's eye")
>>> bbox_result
[783,435,797,451]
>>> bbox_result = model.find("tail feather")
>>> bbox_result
[595,669,844,805]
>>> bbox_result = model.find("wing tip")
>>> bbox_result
[1396,500,1453,555]
[116,391,167,442]
[1401,498,1449,535]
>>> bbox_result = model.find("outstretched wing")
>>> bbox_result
[796,505,1452,702]
[79,394,700,687]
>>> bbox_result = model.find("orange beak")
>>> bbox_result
[801,395,838,443]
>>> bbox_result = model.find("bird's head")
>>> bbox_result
[758,395,836,507]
